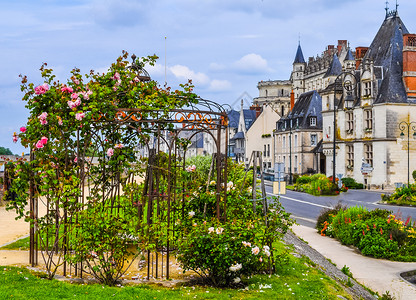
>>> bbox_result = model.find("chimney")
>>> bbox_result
[355,46,368,69]
[290,90,295,111]
[403,34,416,98]
[249,104,262,118]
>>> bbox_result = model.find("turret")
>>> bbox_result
[291,43,306,101]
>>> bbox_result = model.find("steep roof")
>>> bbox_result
[294,43,306,64]
[344,48,354,61]
[279,91,322,130]
[365,14,409,104]
[243,109,257,130]
[227,110,240,129]
[324,54,342,78]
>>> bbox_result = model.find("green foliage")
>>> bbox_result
[294,174,341,196]
[341,265,353,278]
[176,199,293,287]
[316,202,346,233]
[319,206,416,261]
[0,147,13,155]
[381,184,416,206]
[341,177,364,189]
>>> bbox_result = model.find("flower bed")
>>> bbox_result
[317,206,416,261]
[293,174,346,196]
[381,184,416,206]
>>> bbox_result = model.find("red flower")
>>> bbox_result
[362,230,365,236]
[380,228,383,235]
[389,233,393,240]
[373,224,376,229]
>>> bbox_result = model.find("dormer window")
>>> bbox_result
[363,81,371,97]
[310,117,317,127]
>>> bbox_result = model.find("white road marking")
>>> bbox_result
[266,192,332,209]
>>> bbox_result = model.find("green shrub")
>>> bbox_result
[341,177,364,189]
[316,202,346,234]
[319,206,416,261]
[177,200,293,287]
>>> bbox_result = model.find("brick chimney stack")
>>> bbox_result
[290,90,295,111]
[355,46,368,69]
[403,34,416,98]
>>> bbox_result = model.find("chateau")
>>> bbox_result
[250,7,416,188]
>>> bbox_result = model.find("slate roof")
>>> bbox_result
[344,48,354,61]
[243,110,256,130]
[231,131,245,140]
[227,110,240,129]
[363,13,409,104]
[324,54,342,78]
[294,44,306,64]
[277,91,322,130]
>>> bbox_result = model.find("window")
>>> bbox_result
[294,135,298,148]
[294,155,298,173]
[311,134,317,146]
[267,144,270,157]
[281,105,285,116]
[364,143,373,166]
[296,118,299,127]
[265,89,268,97]
[363,81,371,97]
[283,156,286,172]
[365,110,373,131]
[346,144,354,169]
[346,111,354,132]
[264,144,267,156]
[310,117,317,127]
[282,136,286,149]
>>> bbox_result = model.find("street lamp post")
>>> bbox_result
[289,120,293,185]
[332,71,358,184]
[399,121,416,186]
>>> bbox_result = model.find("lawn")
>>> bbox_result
[0,241,354,299]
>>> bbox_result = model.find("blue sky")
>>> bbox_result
[1,0,415,154]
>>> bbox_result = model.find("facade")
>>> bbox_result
[253,80,291,117]
[321,9,416,188]
[245,104,281,169]
[275,91,324,177]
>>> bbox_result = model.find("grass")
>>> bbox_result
[0,241,355,299]
[0,236,30,250]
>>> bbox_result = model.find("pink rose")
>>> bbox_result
[35,140,44,149]
[115,143,124,149]
[73,78,80,85]
[71,93,78,99]
[61,85,73,93]
[38,112,48,125]
[34,83,49,95]
[20,126,26,133]
[75,112,85,121]
[12,133,18,143]
[112,72,120,81]
[107,148,114,157]
[40,136,48,145]
[74,157,78,163]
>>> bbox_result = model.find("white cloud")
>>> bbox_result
[234,53,272,74]
[170,64,210,86]
[209,79,232,91]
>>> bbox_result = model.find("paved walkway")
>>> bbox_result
[292,224,416,300]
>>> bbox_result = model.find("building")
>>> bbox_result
[253,80,291,117]
[245,104,281,169]
[275,91,324,177]
[322,8,416,188]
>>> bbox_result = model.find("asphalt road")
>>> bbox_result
[264,184,416,228]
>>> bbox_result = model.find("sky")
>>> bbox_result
[1,0,415,155]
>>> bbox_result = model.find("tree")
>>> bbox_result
[0,147,13,155]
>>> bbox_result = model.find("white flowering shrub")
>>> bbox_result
[176,200,293,287]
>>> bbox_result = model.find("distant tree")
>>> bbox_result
[0,147,13,155]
